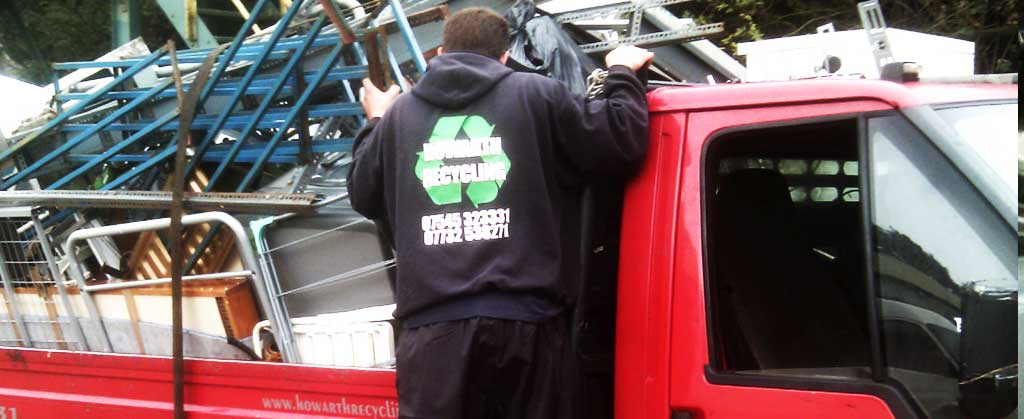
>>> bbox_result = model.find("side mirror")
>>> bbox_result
[958,280,1017,418]
[959,364,1016,418]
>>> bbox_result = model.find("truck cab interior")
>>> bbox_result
[703,118,873,375]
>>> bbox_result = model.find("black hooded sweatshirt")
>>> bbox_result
[347,52,648,327]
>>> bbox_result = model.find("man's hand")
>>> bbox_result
[604,45,654,72]
[361,78,401,119]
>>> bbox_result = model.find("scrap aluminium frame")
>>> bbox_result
[61,211,275,354]
[0,207,86,351]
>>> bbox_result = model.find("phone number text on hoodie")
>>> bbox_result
[421,208,510,246]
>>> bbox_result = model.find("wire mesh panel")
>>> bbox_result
[0,207,85,350]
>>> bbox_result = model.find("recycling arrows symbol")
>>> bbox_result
[414,115,511,207]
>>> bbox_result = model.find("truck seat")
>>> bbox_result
[712,169,869,370]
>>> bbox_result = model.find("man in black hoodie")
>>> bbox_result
[348,7,651,419]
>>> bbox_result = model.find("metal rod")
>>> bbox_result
[60,101,365,132]
[68,138,354,163]
[184,0,309,180]
[266,217,366,253]
[0,76,177,189]
[279,259,395,297]
[31,211,88,351]
[204,14,330,189]
[384,37,410,92]
[57,66,367,102]
[0,191,318,214]
[0,47,167,165]
[387,0,428,75]
[47,112,179,190]
[64,238,114,352]
[168,43,189,419]
[236,40,343,189]
[0,247,31,348]
[84,271,254,293]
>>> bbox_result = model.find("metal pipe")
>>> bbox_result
[31,211,88,351]
[248,216,300,362]
[64,239,114,352]
[84,271,254,293]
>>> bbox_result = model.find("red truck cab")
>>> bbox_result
[614,78,1018,419]
[0,78,1018,419]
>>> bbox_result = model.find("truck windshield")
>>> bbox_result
[933,103,1018,196]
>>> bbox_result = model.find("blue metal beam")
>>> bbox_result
[0,47,167,167]
[61,102,364,132]
[68,139,354,163]
[205,14,330,189]
[44,1,273,191]
[184,0,308,181]
[47,112,178,189]
[56,66,367,101]
[238,42,344,190]
[0,76,177,189]
[388,0,428,75]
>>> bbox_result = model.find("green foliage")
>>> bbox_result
[0,0,111,83]
[0,0,179,84]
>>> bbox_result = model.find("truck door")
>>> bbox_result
[666,99,1017,419]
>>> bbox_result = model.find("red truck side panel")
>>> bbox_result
[1,348,397,418]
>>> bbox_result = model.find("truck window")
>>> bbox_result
[704,118,872,378]
[867,114,1017,418]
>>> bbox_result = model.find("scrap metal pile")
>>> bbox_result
[0,0,731,364]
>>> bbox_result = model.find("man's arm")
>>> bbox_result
[555,45,653,178]
[346,80,400,219]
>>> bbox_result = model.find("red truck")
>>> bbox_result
[0,73,1018,418]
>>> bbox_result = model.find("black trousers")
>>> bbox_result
[396,316,577,419]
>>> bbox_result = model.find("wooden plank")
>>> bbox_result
[126,170,237,280]
[0,291,24,346]
[121,290,147,354]
[219,280,260,340]
[29,266,67,350]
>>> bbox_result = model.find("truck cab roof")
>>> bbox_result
[647,78,1018,113]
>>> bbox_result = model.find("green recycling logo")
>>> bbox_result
[414,115,511,207]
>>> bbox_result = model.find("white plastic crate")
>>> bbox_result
[253,304,396,367]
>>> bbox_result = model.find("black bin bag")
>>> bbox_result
[505,0,596,96]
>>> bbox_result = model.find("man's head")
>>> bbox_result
[440,7,510,62]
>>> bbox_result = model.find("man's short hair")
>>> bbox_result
[442,7,510,59]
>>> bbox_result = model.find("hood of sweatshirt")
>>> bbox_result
[411,52,514,109]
